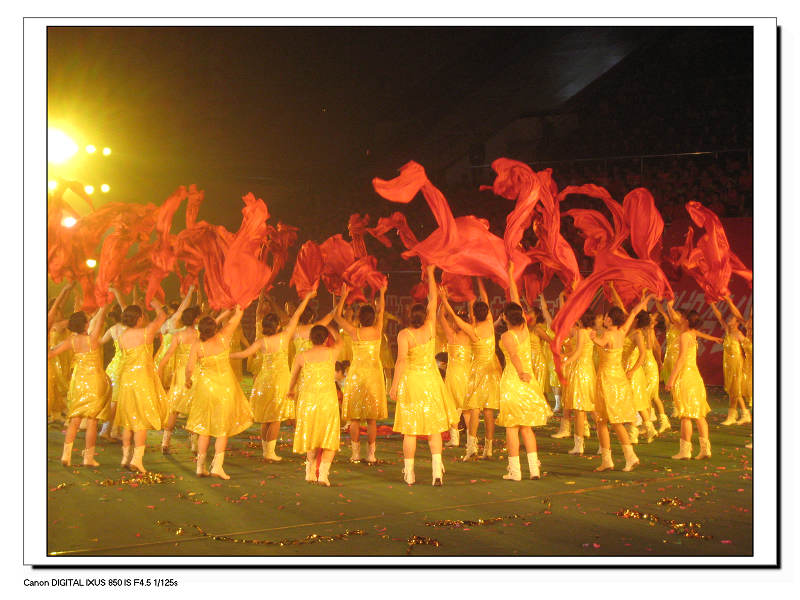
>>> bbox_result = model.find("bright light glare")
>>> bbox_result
[48,180,58,191]
[100,184,110,193]
[48,128,78,164]
[102,147,111,156]
[84,185,95,195]
[86,145,97,154]
[86,259,97,268]
[61,216,77,228]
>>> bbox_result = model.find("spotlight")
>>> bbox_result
[100,184,110,193]
[61,216,77,228]
[102,147,111,156]
[48,180,58,191]
[86,145,97,154]
[48,128,78,164]
[86,259,97,268]
[84,185,95,195]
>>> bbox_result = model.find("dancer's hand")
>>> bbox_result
[389,384,398,402]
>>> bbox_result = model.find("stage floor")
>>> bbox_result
[46,388,753,558]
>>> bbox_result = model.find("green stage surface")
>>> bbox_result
[46,386,753,558]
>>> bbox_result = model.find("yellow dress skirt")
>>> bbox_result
[342,336,387,421]
[250,337,294,423]
[543,327,561,392]
[497,330,552,427]
[229,328,244,381]
[105,337,123,405]
[114,343,169,431]
[742,337,753,406]
[445,343,471,411]
[165,342,193,415]
[393,328,459,435]
[185,349,253,438]
[528,330,548,393]
[337,328,354,362]
[564,336,596,412]
[594,347,636,424]
[155,332,175,389]
[672,335,710,419]
[47,329,69,418]
[660,325,680,383]
[623,338,650,413]
[380,333,394,371]
[292,352,341,453]
[247,321,264,377]
[66,343,111,420]
[723,334,744,400]
[464,334,501,410]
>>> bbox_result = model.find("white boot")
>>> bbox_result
[658,413,671,433]
[61,441,73,467]
[568,434,584,456]
[431,453,444,486]
[161,429,172,453]
[263,439,282,462]
[318,460,332,487]
[403,458,415,485]
[129,445,146,474]
[98,421,112,440]
[349,440,361,463]
[553,390,562,413]
[445,427,460,447]
[634,412,643,427]
[120,444,132,467]
[502,455,522,481]
[366,442,377,464]
[196,452,209,476]
[82,446,99,467]
[672,439,692,460]
[462,435,478,461]
[695,437,712,460]
[594,448,614,472]
[736,409,752,425]
[210,451,230,480]
[628,422,639,445]
[527,452,541,480]
[482,438,494,458]
[649,407,657,422]
[645,420,658,444]
[671,404,680,418]
[190,432,198,453]
[721,408,738,426]
[621,444,639,472]
[551,419,571,439]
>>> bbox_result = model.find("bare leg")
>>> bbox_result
[612,423,631,445]
[467,409,480,437]
[349,420,360,443]
[506,427,520,457]
[483,409,495,441]
[64,417,81,445]
[680,417,693,442]
[266,421,280,442]
[84,418,98,450]
[402,435,416,484]
[260,422,268,441]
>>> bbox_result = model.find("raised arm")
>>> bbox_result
[214,309,233,325]
[47,282,73,330]
[285,288,318,340]
[439,287,478,342]
[507,262,520,304]
[108,286,125,312]
[725,295,745,321]
[665,298,681,325]
[620,294,653,336]
[220,305,244,339]
[333,287,356,336]
[376,280,387,331]
[167,284,196,329]
[476,276,488,304]
[539,294,553,327]
[709,302,726,329]
[88,303,110,342]
[424,264,438,325]
[437,302,455,342]
[608,282,628,315]
[145,299,168,340]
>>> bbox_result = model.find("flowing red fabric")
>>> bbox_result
[175,221,233,309]
[348,213,371,259]
[264,222,299,291]
[372,161,530,288]
[410,280,428,303]
[318,234,356,296]
[367,211,420,250]
[143,186,189,306]
[343,256,387,300]
[623,188,664,262]
[441,271,475,302]
[290,241,324,298]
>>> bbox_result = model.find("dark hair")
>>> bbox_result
[579,311,595,328]
[607,306,626,327]
[67,311,88,334]
[455,308,469,322]
[168,300,181,312]
[181,306,201,327]
[358,305,376,327]
[121,305,143,328]
[409,303,426,328]
[299,306,316,325]
[310,325,329,345]
[198,316,217,341]
[503,302,525,327]
[529,307,542,323]
[335,361,347,374]
[107,308,121,324]
[473,301,490,322]
[635,311,651,329]
[687,310,701,330]
[261,313,280,336]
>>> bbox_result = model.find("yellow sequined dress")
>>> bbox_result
[185,341,253,438]
[229,327,244,381]
[165,340,194,415]
[543,327,561,392]
[661,324,680,383]
[464,330,500,410]
[114,342,168,431]
[742,337,753,406]
[47,328,68,418]
[528,328,548,392]
[723,333,744,400]
[250,335,294,423]
[642,347,660,406]
[564,332,596,412]
[292,349,341,453]
[672,333,710,419]
[623,336,650,413]
[393,325,458,435]
[497,329,552,427]
[337,328,354,362]
[595,346,636,424]
[247,320,264,377]
[445,343,471,411]
[155,332,175,388]
[66,337,111,420]
[380,333,394,370]
[342,329,387,421]
[105,335,124,405]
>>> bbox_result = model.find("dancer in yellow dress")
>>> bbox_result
[623,314,659,444]
[390,265,457,486]
[230,289,316,461]
[539,294,564,416]
[644,313,670,433]
[498,269,551,480]
[666,309,712,460]
[710,300,748,425]
[114,300,170,473]
[335,282,388,464]
[185,306,254,479]
[157,305,201,453]
[287,324,343,486]
[97,286,127,440]
[656,301,682,417]
[561,312,597,456]
[441,276,499,460]
[437,302,472,448]
[47,283,75,422]
[155,289,195,389]
[48,304,111,467]
[527,306,549,394]
[742,317,753,409]
[590,295,652,472]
